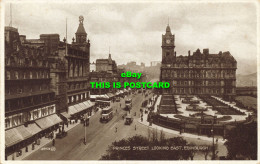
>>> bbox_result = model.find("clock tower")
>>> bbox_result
[162,24,175,64]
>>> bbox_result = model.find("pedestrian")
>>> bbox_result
[52,138,55,146]
[135,125,136,131]
[51,132,54,139]
[115,127,117,133]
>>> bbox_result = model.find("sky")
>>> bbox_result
[4,2,257,75]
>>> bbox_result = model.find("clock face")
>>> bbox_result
[166,39,171,44]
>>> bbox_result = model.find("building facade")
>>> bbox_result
[4,16,93,157]
[5,26,60,156]
[96,53,117,74]
[160,25,237,100]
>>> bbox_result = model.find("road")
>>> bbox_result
[25,92,227,160]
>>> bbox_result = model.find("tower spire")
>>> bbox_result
[108,46,111,59]
[76,15,87,44]
[66,18,67,43]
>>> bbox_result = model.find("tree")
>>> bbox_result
[159,129,165,142]
[224,122,257,160]
[201,145,211,160]
[187,143,197,160]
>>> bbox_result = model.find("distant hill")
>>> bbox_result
[236,72,257,87]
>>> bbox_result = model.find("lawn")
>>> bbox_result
[235,96,257,111]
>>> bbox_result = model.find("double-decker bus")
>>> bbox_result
[96,100,111,108]
[100,107,113,123]
[125,98,132,110]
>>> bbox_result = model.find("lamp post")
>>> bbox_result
[84,119,87,145]
[211,116,216,160]
[83,115,89,145]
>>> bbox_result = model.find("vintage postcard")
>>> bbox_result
[0,0,259,163]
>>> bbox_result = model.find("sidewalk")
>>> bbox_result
[138,112,226,144]
[7,121,80,160]
[7,108,102,161]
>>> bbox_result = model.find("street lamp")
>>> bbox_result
[83,115,89,145]
[211,116,216,160]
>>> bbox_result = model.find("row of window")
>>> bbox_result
[175,80,222,86]
[67,92,89,105]
[172,88,221,94]
[163,72,236,78]
[164,63,236,67]
[5,94,54,111]
[68,82,88,90]
[5,105,55,129]
[6,84,49,95]
[68,48,88,57]
[6,57,49,67]
[68,63,87,77]
[6,70,49,80]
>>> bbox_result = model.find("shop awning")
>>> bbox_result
[95,100,111,103]
[90,95,98,99]
[87,100,95,107]
[5,127,24,147]
[120,90,124,94]
[60,112,71,119]
[95,94,110,100]
[16,125,32,140]
[79,102,88,111]
[107,93,115,98]
[82,100,95,108]
[115,91,120,95]
[35,114,62,130]
[5,123,42,148]
[68,106,78,115]
[27,123,41,135]
[74,104,84,112]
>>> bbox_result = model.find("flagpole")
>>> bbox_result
[10,3,12,27]
[65,18,68,56]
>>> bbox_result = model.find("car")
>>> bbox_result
[125,115,133,125]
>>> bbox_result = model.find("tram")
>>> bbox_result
[125,98,132,110]
[100,107,113,123]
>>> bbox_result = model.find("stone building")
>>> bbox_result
[5,26,60,156]
[43,16,93,118]
[160,25,237,100]
[89,71,119,95]
[96,53,117,74]
[4,16,94,157]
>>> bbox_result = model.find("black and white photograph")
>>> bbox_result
[1,0,259,162]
